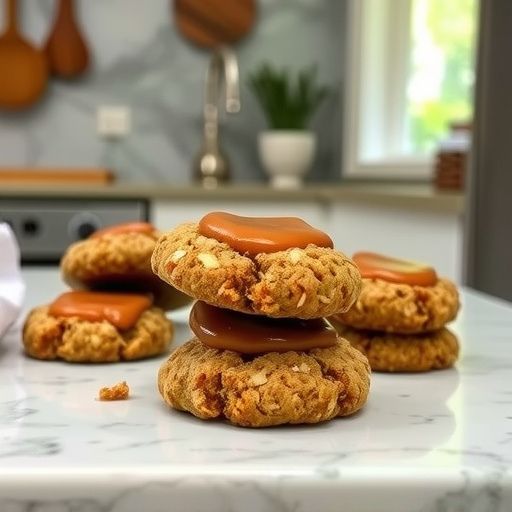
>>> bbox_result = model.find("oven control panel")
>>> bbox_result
[0,198,149,263]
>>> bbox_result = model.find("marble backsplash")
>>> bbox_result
[0,0,346,184]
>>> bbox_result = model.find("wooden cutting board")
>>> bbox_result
[0,167,114,184]
[174,0,256,48]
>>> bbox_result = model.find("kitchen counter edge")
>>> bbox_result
[0,183,464,214]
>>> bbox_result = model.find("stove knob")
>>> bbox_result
[68,212,101,241]
[76,222,98,240]
[22,218,40,236]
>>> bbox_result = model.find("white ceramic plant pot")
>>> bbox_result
[258,131,316,189]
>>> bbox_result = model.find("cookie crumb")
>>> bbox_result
[99,381,130,401]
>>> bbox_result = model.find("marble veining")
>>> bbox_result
[0,437,61,458]
[0,399,37,422]
[1,269,512,511]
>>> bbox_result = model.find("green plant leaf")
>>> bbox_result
[247,63,330,130]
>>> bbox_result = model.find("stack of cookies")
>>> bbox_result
[331,252,460,372]
[152,212,371,428]
[23,222,183,363]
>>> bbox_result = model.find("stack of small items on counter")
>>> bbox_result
[330,252,460,372]
[152,211,371,428]
[433,122,471,191]
[23,222,188,363]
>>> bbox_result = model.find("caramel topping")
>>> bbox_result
[49,291,152,330]
[90,222,154,239]
[353,252,438,286]
[198,212,333,255]
[190,301,338,354]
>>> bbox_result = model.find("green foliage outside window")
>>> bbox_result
[407,0,477,153]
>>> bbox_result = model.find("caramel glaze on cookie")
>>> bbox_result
[190,300,338,354]
[199,212,333,255]
[49,291,152,330]
[151,221,361,319]
[353,252,438,287]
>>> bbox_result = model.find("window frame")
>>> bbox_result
[342,0,433,180]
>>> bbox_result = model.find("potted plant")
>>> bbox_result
[248,64,329,188]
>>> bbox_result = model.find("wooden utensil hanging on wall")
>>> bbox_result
[174,0,256,48]
[44,0,90,79]
[0,0,48,110]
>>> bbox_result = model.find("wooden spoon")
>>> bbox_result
[174,0,256,49]
[44,0,90,79]
[0,0,48,110]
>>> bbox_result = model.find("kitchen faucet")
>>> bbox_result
[193,47,240,187]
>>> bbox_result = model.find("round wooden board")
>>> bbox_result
[174,0,256,48]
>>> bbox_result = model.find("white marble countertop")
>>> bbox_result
[1,268,511,512]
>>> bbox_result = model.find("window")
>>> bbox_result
[343,0,478,179]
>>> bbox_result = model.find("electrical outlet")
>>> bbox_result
[97,106,131,138]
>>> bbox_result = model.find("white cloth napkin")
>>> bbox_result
[0,224,24,338]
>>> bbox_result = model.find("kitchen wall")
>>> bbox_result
[0,0,346,184]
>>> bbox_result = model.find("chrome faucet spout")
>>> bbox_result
[194,47,240,187]
[205,48,240,114]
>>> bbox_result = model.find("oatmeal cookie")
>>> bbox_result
[334,278,459,334]
[332,323,459,372]
[23,305,173,363]
[151,223,361,319]
[61,230,190,310]
[157,337,370,428]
